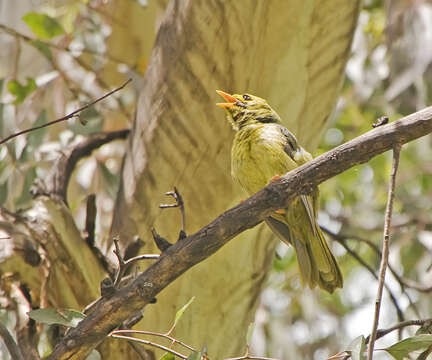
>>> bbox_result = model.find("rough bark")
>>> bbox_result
[109,0,361,358]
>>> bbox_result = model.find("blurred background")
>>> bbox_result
[0,0,431,359]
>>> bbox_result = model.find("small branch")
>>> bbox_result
[160,187,187,239]
[367,145,401,360]
[366,318,432,343]
[225,355,279,360]
[113,238,159,288]
[110,334,188,359]
[0,321,25,360]
[111,329,196,352]
[0,79,131,146]
[39,128,130,202]
[323,227,404,322]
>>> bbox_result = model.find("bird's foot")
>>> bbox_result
[270,174,281,182]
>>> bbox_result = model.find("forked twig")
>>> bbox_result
[160,187,187,238]
[113,238,159,288]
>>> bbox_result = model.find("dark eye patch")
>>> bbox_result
[242,94,252,101]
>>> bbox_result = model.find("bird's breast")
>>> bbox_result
[231,125,297,195]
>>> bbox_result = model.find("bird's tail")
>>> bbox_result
[291,226,343,293]
[266,217,343,293]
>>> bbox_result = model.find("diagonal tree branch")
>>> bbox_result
[47,105,432,359]
[39,129,130,202]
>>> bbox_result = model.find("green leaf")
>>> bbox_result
[28,308,85,327]
[384,335,432,360]
[347,335,366,360]
[7,78,37,104]
[29,40,52,59]
[246,322,254,346]
[173,296,195,329]
[22,13,65,39]
[159,353,175,360]
[187,351,202,360]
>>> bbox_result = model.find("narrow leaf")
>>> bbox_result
[173,296,195,328]
[347,335,366,360]
[384,334,432,360]
[22,13,65,39]
[28,308,85,327]
[29,40,52,59]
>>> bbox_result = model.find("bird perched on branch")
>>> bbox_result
[216,90,343,293]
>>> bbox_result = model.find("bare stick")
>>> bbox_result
[111,329,196,352]
[225,355,279,360]
[366,318,432,343]
[367,144,401,360]
[110,334,188,359]
[323,226,404,322]
[113,238,159,288]
[0,321,24,360]
[0,78,132,146]
[160,187,187,237]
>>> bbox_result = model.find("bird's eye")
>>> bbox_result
[242,94,252,101]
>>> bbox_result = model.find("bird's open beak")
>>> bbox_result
[216,90,237,108]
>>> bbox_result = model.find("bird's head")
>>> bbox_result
[216,90,281,130]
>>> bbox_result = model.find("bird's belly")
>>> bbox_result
[232,140,290,195]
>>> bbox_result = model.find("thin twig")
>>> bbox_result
[225,355,279,360]
[113,238,159,288]
[110,334,188,359]
[125,254,160,264]
[0,78,132,146]
[323,227,404,322]
[160,187,187,237]
[0,321,25,360]
[336,231,431,294]
[41,129,130,202]
[111,329,196,352]
[367,145,401,360]
[366,318,432,343]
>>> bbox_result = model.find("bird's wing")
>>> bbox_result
[265,216,294,246]
[276,124,319,234]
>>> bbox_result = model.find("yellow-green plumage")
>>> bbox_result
[217,91,343,293]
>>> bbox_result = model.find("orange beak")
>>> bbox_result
[216,90,237,108]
